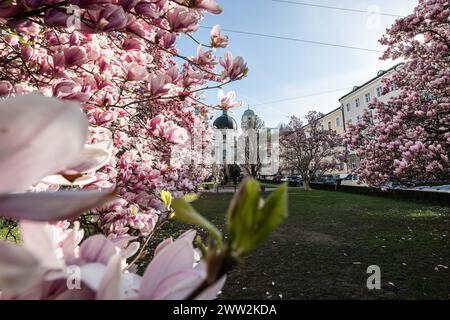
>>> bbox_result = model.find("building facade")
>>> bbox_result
[317,107,347,175]
[340,63,402,128]
[297,63,403,177]
[339,63,403,170]
[317,107,345,135]
[301,107,347,176]
[241,108,257,130]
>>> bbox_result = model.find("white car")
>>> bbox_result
[340,174,368,187]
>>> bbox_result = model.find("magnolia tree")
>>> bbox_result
[0,0,248,238]
[280,112,343,191]
[344,0,450,187]
[0,94,287,300]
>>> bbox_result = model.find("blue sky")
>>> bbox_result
[178,0,418,127]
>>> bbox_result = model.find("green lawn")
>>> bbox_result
[155,189,450,300]
[2,188,448,299]
[0,222,18,242]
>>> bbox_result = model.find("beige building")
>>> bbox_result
[318,107,345,135]
[318,107,347,175]
[339,63,403,170]
[286,63,404,178]
[303,107,348,176]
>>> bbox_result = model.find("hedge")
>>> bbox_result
[310,183,450,206]
[258,179,300,187]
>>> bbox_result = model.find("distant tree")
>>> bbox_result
[345,0,450,187]
[280,112,343,191]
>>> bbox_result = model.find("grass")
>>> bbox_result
[154,188,450,300]
[0,221,19,242]
[2,188,448,299]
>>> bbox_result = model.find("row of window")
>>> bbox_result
[318,111,377,129]
[345,85,384,112]
[315,82,399,132]
[320,117,341,131]
[346,111,374,126]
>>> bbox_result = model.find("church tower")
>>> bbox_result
[241,107,256,130]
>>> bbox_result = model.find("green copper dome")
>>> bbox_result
[213,110,237,130]
[242,109,255,117]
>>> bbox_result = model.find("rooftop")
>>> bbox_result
[213,110,238,130]
[338,63,404,101]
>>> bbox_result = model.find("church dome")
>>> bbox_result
[242,109,255,117]
[213,110,237,130]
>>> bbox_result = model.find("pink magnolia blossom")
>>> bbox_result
[0,4,20,18]
[0,0,239,237]
[220,52,248,80]
[96,5,128,32]
[191,45,216,66]
[138,230,225,300]
[0,225,223,300]
[210,24,228,48]
[21,46,37,62]
[0,81,13,97]
[218,89,240,110]
[281,112,344,190]
[53,81,90,103]
[134,2,159,18]
[147,115,188,144]
[42,140,113,187]
[0,93,114,221]
[193,0,223,14]
[126,63,148,81]
[64,46,89,67]
[345,0,450,186]
[44,9,70,27]
[167,7,199,33]
[147,73,169,96]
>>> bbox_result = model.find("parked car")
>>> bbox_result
[287,176,303,187]
[318,174,337,185]
[411,185,450,193]
[394,184,450,193]
[341,174,368,187]
[273,175,282,183]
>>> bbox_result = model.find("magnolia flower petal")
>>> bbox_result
[67,140,113,173]
[0,93,88,193]
[79,234,118,265]
[54,286,96,300]
[20,221,63,270]
[41,174,97,187]
[178,229,197,243]
[121,242,140,260]
[0,241,42,292]
[154,230,196,257]
[79,263,107,291]
[122,272,142,300]
[139,237,196,298]
[61,222,84,262]
[109,235,138,249]
[195,275,226,300]
[153,237,173,256]
[0,190,116,221]
[151,270,204,300]
[96,255,123,300]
